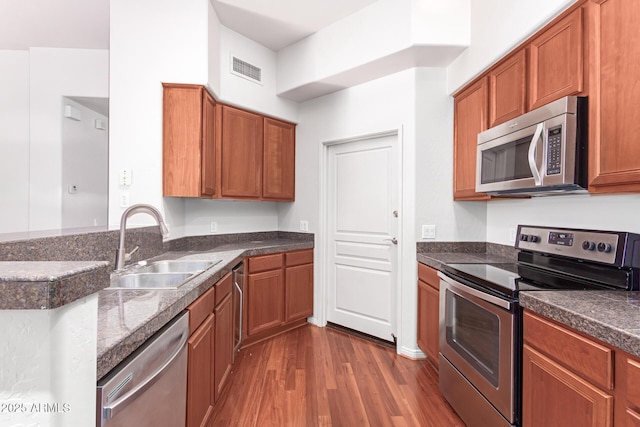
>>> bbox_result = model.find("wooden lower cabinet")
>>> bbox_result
[417,263,440,368]
[523,309,640,427]
[186,272,235,427]
[186,314,215,427]
[244,249,313,346]
[214,274,233,402]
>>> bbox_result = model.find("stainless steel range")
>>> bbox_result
[437,225,640,427]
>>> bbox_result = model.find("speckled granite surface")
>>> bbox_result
[416,242,517,270]
[0,261,110,309]
[96,239,314,380]
[520,291,640,358]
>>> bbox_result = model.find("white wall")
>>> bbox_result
[184,199,279,235]
[61,98,109,229]
[447,0,577,94]
[0,51,29,233]
[29,48,109,231]
[218,26,298,122]
[279,67,485,357]
[207,1,222,98]
[109,0,210,236]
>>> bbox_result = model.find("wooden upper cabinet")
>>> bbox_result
[263,118,295,201]
[528,7,584,110]
[221,106,263,199]
[489,49,527,127]
[163,83,218,197]
[588,0,640,193]
[453,77,490,201]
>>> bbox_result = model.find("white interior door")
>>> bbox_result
[326,134,399,342]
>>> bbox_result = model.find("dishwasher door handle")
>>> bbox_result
[103,322,189,420]
[233,278,243,353]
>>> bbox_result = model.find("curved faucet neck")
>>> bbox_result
[115,204,168,270]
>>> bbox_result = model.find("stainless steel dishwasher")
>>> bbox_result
[97,312,189,427]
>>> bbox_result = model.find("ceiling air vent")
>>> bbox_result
[231,55,262,85]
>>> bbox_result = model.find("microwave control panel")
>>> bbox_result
[546,126,562,175]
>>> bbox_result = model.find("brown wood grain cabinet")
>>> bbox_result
[417,263,439,368]
[263,118,296,201]
[528,7,584,110]
[587,0,640,193]
[244,250,313,346]
[220,106,264,199]
[453,77,490,201]
[163,84,296,201]
[285,249,314,322]
[186,284,216,427]
[523,309,640,427]
[163,83,219,198]
[214,274,233,402]
[489,49,527,127]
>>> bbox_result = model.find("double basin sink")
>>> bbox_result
[110,259,222,289]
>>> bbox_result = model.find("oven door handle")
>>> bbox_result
[528,122,544,186]
[438,272,512,310]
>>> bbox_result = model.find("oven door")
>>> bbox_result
[438,272,516,424]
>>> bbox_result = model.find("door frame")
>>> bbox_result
[316,128,404,347]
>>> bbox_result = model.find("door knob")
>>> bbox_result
[384,237,398,245]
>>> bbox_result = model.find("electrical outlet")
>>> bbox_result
[210,221,217,233]
[119,191,130,208]
[119,169,133,186]
[299,220,309,232]
[422,225,436,239]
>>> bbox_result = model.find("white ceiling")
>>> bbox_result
[0,0,109,50]
[0,0,377,52]
[211,0,380,51]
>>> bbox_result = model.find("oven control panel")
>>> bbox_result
[516,225,619,264]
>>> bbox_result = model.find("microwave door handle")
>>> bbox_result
[528,123,544,186]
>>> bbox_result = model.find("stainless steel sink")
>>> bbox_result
[138,260,220,274]
[110,272,194,289]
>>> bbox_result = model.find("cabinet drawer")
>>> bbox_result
[626,358,640,410]
[524,311,613,390]
[418,263,439,290]
[187,284,216,334]
[286,249,313,267]
[215,272,232,306]
[248,253,284,273]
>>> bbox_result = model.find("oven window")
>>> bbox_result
[480,135,534,184]
[445,291,500,387]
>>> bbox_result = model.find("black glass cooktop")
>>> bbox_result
[440,260,632,300]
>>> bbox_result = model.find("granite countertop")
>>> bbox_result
[97,239,313,379]
[0,261,110,309]
[417,246,640,359]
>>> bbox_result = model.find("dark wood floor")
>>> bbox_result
[213,325,464,426]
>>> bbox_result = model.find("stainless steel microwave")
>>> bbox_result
[476,96,588,196]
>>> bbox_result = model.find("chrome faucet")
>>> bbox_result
[115,204,169,270]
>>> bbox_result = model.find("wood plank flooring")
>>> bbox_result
[213,325,464,426]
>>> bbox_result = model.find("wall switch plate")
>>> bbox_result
[299,220,309,232]
[119,169,133,186]
[422,225,436,239]
[210,221,217,233]
[67,184,78,194]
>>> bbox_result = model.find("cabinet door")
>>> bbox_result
[417,279,429,355]
[186,314,215,427]
[522,344,613,427]
[528,7,584,110]
[220,106,263,198]
[588,0,640,193]
[453,77,490,200]
[489,49,527,127]
[214,293,233,402]
[163,84,208,198]
[247,269,285,336]
[285,263,313,322]
[263,118,295,201]
[201,90,217,196]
